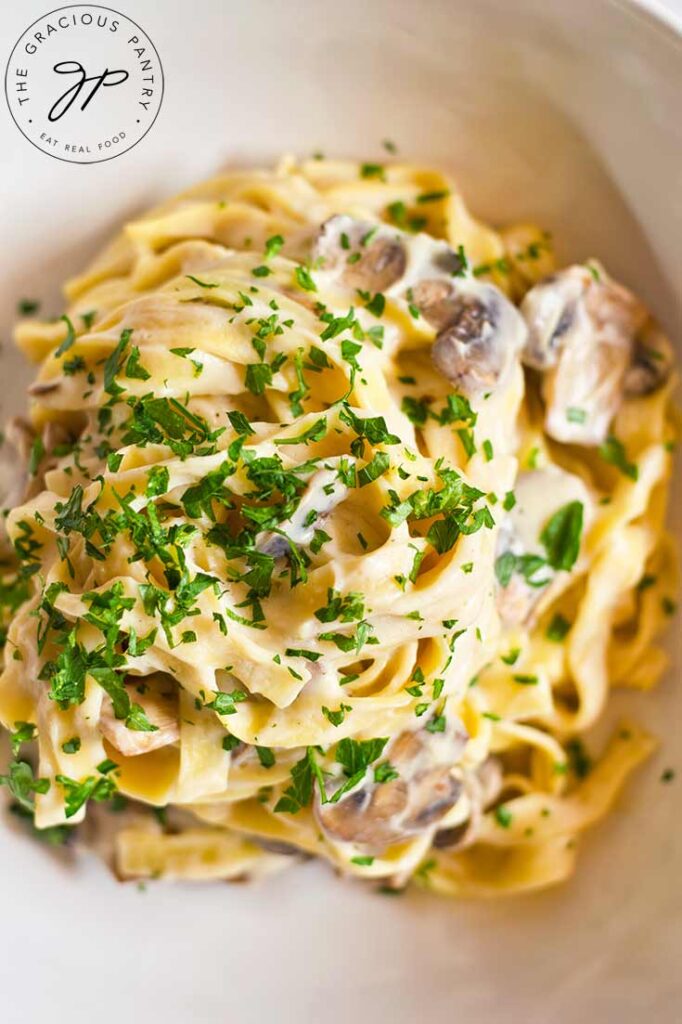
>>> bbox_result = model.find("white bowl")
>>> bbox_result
[0,1,680,1021]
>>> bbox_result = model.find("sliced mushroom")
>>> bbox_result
[314,215,407,292]
[257,462,349,557]
[410,278,462,332]
[99,675,179,757]
[623,320,674,398]
[430,281,527,396]
[495,465,594,628]
[433,755,502,850]
[520,270,585,371]
[316,718,467,852]
[28,378,63,397]
[313,215,527,399]
[520,265,667,445]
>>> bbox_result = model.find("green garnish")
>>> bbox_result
[360,163,386,181]
[186,275,219,289]
[546,613,571,642]
[599,436,638,481]
[494,804,513,828]
[540,501,584,572]
[55,315,77,357]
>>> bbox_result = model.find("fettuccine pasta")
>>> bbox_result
[0,157,677,897]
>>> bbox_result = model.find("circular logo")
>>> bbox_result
[4,4,164,164]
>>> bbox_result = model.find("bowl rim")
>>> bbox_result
[622,0,682,37]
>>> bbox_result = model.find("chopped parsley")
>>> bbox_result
[256,746,275,769]
[321,703,352,726]
[540,501,584,572]
[494,804,513,828]
[360,163,386,180]
[186,274,219,289]
[598,436,638,481]
[55,315,77,357]
[416,190,450,203]
[566,739,592,779]
[546,613,571,642]
[295,265,317,292]
[0,760,50,811]
[264,234,284,259]
[566,407,587,424]
[56,761,119,818]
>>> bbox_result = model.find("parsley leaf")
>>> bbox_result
[336,736,388,776]
[181,460,235,520]
[264,235,284,259]
[47,630,88,707]
[56,766,118,818]
[416,190,450,203]
[0,760,50,811]
[360,163,386,180]
[203,689,247,716]
[599,436,638,481]
[322,703,352,726]
[274,417,327,447]
[124,346,151,381]
[295,265,317,292]
[494,804,513,828]
[273,747,325,813]
[357,451,390,487]
[146,465,169,497]
[9,721,36,756]
[55,315,77,357]
[245,362,273,395]
[339,405,400,447]
[364,293,386,318]
[256,746,276,769]
[540,501,583,571]
[322,737,391,803]
[186,274,219,288]
[103,329,132,396]
[546,613,571,642]
[227,410,255,436]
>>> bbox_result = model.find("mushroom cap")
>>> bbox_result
[314,215,407,293]
[410,275,472,332]
[623,321,675,398]
[430,282,527,397]
[99,674,180,757]
[313,214,527,400]
[520,265,663,445]
[316,718,467,852]
[433,756,503,850]
[520,268,589,370]
[344,236,407,293]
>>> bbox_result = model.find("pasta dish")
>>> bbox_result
[0,157,677,896]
